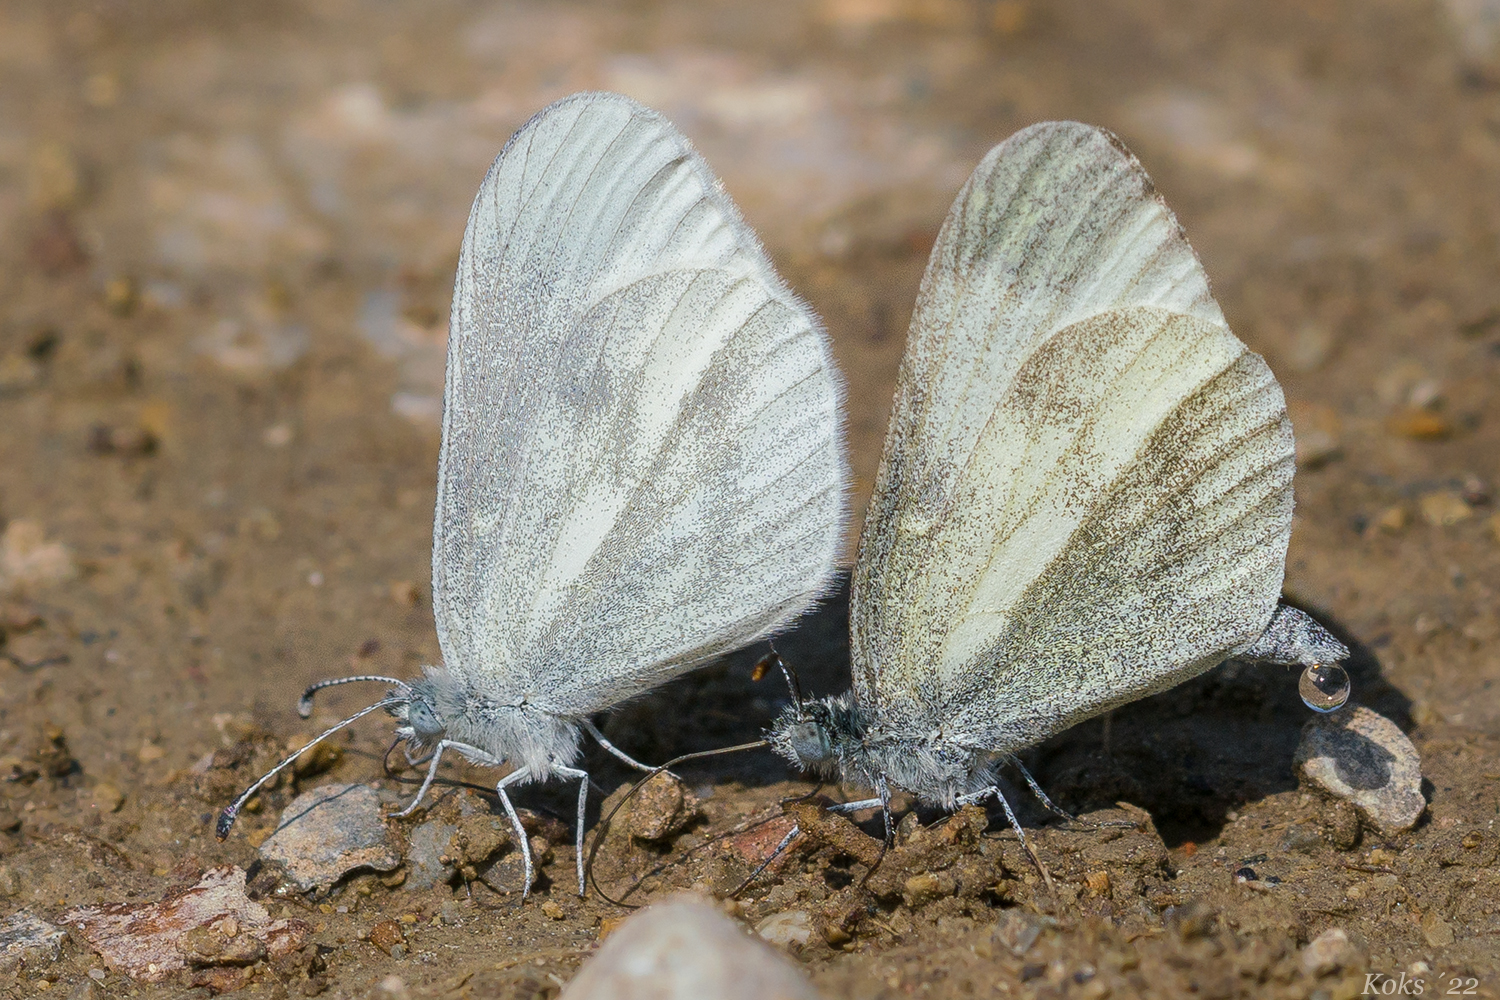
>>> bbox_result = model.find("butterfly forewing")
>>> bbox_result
[436,93,846,715]
[852,121,1293,749]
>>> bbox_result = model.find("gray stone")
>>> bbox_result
[260,783,403,891]
[1296,706,1425,835]
[404,819,457,891]
[0,909,66,972]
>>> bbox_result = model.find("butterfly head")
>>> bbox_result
[389,666,464,752]
[765,692,863,780]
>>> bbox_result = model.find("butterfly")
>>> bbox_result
[219,92,848,898]
[765,120,1349,867]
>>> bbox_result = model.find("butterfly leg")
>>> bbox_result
[580,718,661,773]
[826,797,884,814]
[552,764,590,897]
[959,784,1057,894]
[394,739,500,818]
[852,776,895,889]
[1007,756,1134,830]
[878,776,894,848]
[729,824,803,898]
[403,744,436,767]
[495,768,535,900]
[382,737,437,779]
[1007,756,1077,823]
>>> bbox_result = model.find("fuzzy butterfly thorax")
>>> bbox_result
[394,667,583,779]
[768,693,1006,810]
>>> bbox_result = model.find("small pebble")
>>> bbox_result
[375,975,411,999]
[1461,614,1500,644]
[3,631,69,669]
[1296,706,1425,835]
[262,423,294,447]
[368,919,405,957]
[561,896,823,999]
[103,277,138,317]
[1166,900,1216,939]
[1459,473,1491,505]
[90,783,124,813]
[1421,909,1455,948]
[1277,824,1322,854]
[0,910,67,972]
[259,783,402,891]
[403,819,457,891]
[1300,927,1358,976]
[540,900,566,920]
[1373,505,1410,534]
[285,734,343,778]
[755,910,814,949]
[0,520,76,593]
[1419,491,1473,526]
[622,771,702,842]
[990,909,1048,957]
[902,872,954,908]
[63,866,308,984]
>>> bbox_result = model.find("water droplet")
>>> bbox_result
[1300,662,1350,712]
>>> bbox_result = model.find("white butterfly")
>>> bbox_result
[766,121,1348,860]
[220,92,847,897]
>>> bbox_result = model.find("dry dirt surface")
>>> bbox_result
[2,1,1500,998]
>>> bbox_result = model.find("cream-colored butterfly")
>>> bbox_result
[220,93,847,898]
[767,121,1348,861]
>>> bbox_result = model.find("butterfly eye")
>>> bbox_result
[786,720,832,765]
[406,698,444,738]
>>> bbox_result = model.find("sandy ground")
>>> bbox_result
[1,0,1499,997]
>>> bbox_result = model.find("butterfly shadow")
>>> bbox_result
[576,580,1409,856]
[579,572,856,802]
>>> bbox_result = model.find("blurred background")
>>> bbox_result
[1,1,1499,990]
[4,0,1498,726]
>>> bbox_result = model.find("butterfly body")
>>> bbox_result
[772,692,1000,810]
[392,668,582,780]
